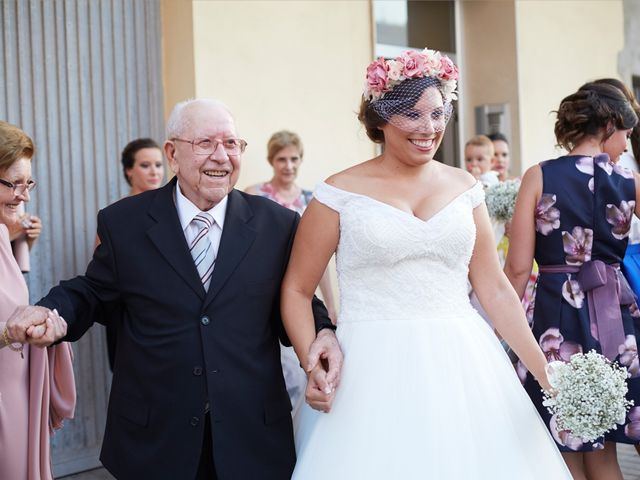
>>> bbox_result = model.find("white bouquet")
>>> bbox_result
[485,179,520,222]
[543,350,633,443]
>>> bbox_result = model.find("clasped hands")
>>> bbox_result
[5,306,67,347]
[304,329,343,413]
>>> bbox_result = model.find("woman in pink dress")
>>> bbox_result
[0,121,76,480]
[246,131,337,408]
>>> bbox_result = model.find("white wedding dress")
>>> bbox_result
[292,181,571,479]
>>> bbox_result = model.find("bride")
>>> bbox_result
[281,49,571,478]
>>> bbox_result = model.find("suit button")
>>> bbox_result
[193,367,203,376]
[211,369,219,374]
[200,316,210,326]
[190,416,200,426]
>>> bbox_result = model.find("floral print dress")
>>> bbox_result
[520,154,640,451]
[254,182,313,215]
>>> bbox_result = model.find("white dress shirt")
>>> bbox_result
[174,180,228,274]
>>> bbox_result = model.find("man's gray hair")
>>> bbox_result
[165,98,234,139]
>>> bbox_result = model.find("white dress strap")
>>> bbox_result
[467,182,485,208]
[313,182,352,213]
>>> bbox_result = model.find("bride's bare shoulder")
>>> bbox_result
[437,163,477,190]
[325,159,378,191]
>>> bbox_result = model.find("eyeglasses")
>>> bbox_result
[0,178,36,195]
[172,137,248,156]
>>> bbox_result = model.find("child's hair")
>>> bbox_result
[465,135,495,157]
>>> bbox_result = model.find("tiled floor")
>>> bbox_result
[61,445,640,479]
[620,443,640,480]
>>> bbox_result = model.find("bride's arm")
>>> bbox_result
[282,199,339,367]
[469,198,551,391]
[282,199,341,411]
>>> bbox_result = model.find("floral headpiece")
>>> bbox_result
[363,48,459,102]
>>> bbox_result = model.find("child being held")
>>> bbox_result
[464,135,499,187]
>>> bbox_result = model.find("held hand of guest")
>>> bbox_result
[5,305,51,343]
[306,329,343,390]
[24,215,42,249]
[25,309,67,347]
[305,364,336,413]
[6,214,27,241]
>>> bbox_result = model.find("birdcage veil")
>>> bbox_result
[363,49,458,133]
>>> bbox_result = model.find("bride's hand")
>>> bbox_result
[536,365,554,393]
[305,364,336,413]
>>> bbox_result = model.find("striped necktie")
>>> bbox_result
[190,212,216,290]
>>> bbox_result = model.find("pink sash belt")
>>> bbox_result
[538,260,634,360]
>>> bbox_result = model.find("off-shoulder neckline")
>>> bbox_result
[318,181,481,224]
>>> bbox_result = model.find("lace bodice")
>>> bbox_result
[315,181,485,323]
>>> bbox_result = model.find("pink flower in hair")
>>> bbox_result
[422,48,441,68]
[439,56,459,81]
[399,50,428,78]
[366,57,390,97]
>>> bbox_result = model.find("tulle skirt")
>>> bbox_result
[292,310,572,479]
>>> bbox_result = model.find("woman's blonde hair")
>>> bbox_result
[267,130,303,164]
[0,121,34,173]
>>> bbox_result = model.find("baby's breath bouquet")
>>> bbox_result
[543,350,633,443]
[485,179,520,222]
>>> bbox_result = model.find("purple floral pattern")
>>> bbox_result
[561,277,585,309]
[550,414,584,450]
[535,194,560,236]
[619,335,639,378]
[606,200,635,240]
[539,328,582,362]
[562,227,593,265]
[575,156,594,176]
[526,154,639,451]
[625,407,640,441]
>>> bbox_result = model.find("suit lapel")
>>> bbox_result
[146,178,206,299]
[204,189,257,309]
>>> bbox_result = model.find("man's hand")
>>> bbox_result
[304,364,336,413]
[306,329,343,391]
[5,305,50,343]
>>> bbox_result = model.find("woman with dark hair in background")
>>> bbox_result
[489,132,515,182]
[102,138,165,370]
[505,81,640,479]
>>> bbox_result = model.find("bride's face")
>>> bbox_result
[381,87,446,165]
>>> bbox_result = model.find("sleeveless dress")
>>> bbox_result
[518,154,640,452]
[292,181,571,479]
[253,182,315,408]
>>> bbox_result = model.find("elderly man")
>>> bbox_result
[13,98,341,480]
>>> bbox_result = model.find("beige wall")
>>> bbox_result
[460,1,521,174]
[515,0,624,169]
[161,0,196,125]
[187,0,374,191]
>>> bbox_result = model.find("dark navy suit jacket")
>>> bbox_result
[39,177,331,479]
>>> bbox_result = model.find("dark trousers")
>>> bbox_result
[195,413,217,479]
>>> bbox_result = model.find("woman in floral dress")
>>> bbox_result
[245,131,337,409]
[505,81,640,479]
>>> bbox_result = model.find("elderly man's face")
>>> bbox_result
[166,103,241,211]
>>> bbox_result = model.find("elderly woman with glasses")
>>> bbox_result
[0,120,75,480]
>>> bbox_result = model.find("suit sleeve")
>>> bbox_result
[274,211,334,347]
[37,209,121,341]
